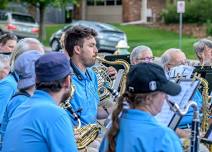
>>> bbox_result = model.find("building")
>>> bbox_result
[74,0,175,23]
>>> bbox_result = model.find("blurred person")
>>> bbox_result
[10,38,44,70]
[0,50,42,150]
[130,45,154,64]
[2,52,78,152]
[99,63,183,152]
[0,54,10,80]
[0,38,44,125]
[64,26,117,126]
[0,33,17,54]
[193,38,212,65]
[113,40,130,55]
[160,48,202,130]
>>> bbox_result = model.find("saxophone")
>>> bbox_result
[61,85,101,150]
[194,75,210,133]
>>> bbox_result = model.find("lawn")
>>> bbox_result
[44,23,198,59]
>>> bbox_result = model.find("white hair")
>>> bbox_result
[0,54,10,71]
[160,48,184,67]
[130,45,152,64]
[10,38,44,70]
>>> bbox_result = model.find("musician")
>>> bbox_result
[130,45,154,64]
[193,38,212,65]
[63,26,117,126]
[99,63,183,152]
[0,33,17,54]
[0,51,42,150]
[0,54,10,80]
[0,38,44,125]
[2,52,78,152]
[160,48,203,129]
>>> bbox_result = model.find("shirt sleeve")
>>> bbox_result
[46,114,78,152]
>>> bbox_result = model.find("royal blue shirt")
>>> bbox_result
[69,62,99,126]
[99,109,183,152]
[0,73,18,123]
[0,91,30,150]
[178,90,203,128]
[2,90,78,152]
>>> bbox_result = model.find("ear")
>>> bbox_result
[145,94,152,105]
[74,45,81,55]
[63,75,71,89]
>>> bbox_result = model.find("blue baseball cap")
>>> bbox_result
[14,50,42,89]
[35,52,72,82]
[126,63,181,96]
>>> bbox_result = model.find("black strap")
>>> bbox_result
[69,59,92,81]
[11,90,31,99]
[10,71,19,82]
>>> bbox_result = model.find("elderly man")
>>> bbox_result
[160,48,202,130]
[193,38,212,65]
[0,38,44,125]
[130,45,154,65]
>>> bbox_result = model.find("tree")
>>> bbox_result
[15,0,78,40]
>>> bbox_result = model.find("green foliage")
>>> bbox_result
[0,0,9,9]
[162,0,212,24]
[206,20,212,36]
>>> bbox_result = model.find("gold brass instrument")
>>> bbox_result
[193,74,210,133]
[95,56,130,96]
[61,85,101,150]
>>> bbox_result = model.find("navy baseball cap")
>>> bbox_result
[126,63,181,96]
[35,52,73,82]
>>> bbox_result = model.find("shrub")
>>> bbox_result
[162,0,212,24]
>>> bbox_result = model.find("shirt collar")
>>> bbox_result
[69,59,92,81]
[121,109,158,123]
[33,90,57,105]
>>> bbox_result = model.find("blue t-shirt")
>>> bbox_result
[69,62,99,126]
[100,109,183,152]
[0,73,18,123]
[0,91,30,150]
[2,90,78,152]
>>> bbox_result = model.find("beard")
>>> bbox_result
[60,88,71,104]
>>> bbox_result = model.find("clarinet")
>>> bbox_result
[167,99,200,152]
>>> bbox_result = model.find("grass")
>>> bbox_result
[43,23,198,59]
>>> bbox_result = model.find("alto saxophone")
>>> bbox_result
[61,85,101,150]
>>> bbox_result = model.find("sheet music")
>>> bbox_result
[155,80,199,126]
[169,65,194,79]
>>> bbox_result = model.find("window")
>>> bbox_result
[87,0,122,6]
[0,12,8,21]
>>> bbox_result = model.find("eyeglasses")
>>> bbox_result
[136,57,155,62]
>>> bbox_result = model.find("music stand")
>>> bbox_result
[194,66,212,93]
[155,79,200,130]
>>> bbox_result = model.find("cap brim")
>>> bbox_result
[160,81,181,96]
[18,77,35,90]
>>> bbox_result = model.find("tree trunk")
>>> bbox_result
[39,4,46,41]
